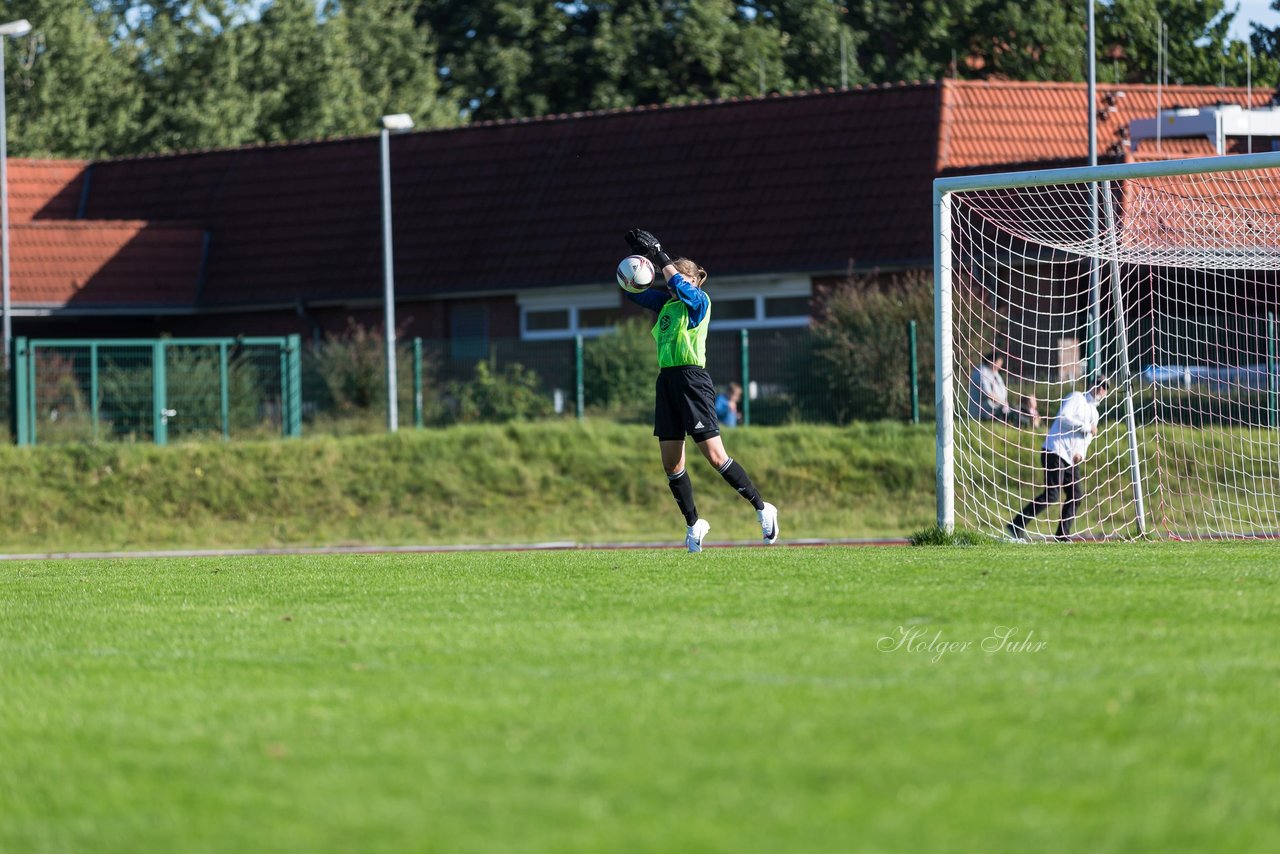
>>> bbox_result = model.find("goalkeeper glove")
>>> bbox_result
[625,228,673,269]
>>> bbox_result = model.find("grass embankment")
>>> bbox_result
[0,421,936,552]
[3,545,1279,851]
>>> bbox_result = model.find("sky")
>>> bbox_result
[1231,0,1280,42]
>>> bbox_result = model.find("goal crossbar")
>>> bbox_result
[935,150,1280,195]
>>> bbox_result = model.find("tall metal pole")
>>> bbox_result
[1,36,11,371]
[574,334,584,421]
[1103,181,1147,536]
[933,185,955,532]
[0,20,29,372]
[1087,0,1101,384]
[1087,1,1097,170]
[908,319,920,424]
[1270,311,1278,430]
[1247,45,1253,154]
[1156,20,1164,153]
[380,126,399,432]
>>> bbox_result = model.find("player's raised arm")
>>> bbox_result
[626,227,708,324]
[624,284,668,313]
[626,227,674,276]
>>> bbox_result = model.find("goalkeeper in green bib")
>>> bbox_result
[624,228,779,553]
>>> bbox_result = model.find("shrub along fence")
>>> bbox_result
[4,277,938,444]
[400,322,931,429]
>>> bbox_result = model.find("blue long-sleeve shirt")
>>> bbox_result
[625,272,710,328]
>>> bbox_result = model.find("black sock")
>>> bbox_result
[667,469,698,526]
[717,458,764,511]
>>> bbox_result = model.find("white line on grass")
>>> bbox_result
[0,537,909,561]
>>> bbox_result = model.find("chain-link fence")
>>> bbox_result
[303,324,930,431]
[4,314,931,444]
[10,337,301,445]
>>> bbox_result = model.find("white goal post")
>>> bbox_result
[935,151,1280,540]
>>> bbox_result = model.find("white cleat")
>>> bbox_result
[686,519,711,553]
[759,502,779,545]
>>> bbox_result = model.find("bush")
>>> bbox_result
[436,360,554,424]
[583,319,653,415]
[306,319,434,422]
[797,271,934,423]
[310,320,389,412]
[31,350,94,441]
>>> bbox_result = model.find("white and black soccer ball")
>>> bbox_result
[616,255,656,293]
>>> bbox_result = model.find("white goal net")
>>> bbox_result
[935,153,1280,540]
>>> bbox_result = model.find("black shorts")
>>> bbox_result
[654,366,720,442]
[1041,449,1081,503]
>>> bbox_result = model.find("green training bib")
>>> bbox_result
[652,299,710,368]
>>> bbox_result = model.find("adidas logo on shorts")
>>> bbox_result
[694,421,705,429]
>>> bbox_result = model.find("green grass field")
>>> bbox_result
[4,543,1279,852]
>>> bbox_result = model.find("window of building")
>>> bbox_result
[714,299,757,320]
[517,276,813,340]
[519,288,624,340]
[525,309,570,332]
[706,276,812,329]
[764,296,811,318]
[579,306,622,329]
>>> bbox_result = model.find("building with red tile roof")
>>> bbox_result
[6,78,1276,344]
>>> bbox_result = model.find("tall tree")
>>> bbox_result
[846,0,977,82]
[955,1,1085,81]
[417,0,576,121]
[5,0,1273,158]
[326,0,456,130]
[128,2,262,152]
[421,0,815,120]
[5,0,146,157]
[847,0,1262,87]
[745,1,866,90]
[1249,1,1280,87]
[1100,0,1270,88]
[119,0,453,152]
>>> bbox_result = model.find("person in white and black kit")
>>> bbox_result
[623,227,779,553]
[1008,378,1110,541]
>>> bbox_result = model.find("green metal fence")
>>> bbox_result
[408,326,931,427]
[4,323,930,444]
[10,336,302,446]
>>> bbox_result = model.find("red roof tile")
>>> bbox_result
[9,159,88,222]
[939,79,1274,171]
[14,222,205,307]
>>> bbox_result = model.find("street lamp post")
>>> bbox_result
[0,18,31,371]
[379,112,414,432]
[1086,1,1100,382]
